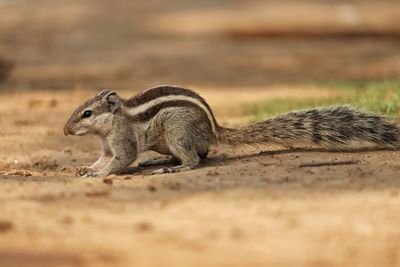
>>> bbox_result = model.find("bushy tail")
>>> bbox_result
[218,106,400,149]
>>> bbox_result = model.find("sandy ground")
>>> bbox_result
[1,0,400,266]
[1,87,400,267]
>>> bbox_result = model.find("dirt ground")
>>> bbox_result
[1,87,400,267]
[1,0,400,266]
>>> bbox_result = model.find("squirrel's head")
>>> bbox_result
[64,90,122,136]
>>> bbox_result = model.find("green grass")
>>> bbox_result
[245,80,400,120]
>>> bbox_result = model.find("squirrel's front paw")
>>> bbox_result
[76,167,109,178]
[76,166,93,177]
[81,170,99,178]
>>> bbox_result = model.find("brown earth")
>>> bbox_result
[1,0,400,266]
[1,87,400,267]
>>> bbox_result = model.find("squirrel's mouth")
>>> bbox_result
[74,128,89,136]
[72,128,88,136]
[64,126,88,136]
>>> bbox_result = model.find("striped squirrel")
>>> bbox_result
[64,85,400,177]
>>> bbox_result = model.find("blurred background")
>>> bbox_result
[0,0,399,90]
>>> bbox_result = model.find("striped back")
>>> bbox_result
[124,85,219,135]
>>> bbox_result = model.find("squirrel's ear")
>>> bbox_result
[96,89,113,98]
[100,90,121,114]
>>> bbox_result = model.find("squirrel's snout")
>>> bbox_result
[64,124,73,136]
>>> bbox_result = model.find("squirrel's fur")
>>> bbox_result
[64,85,400,177]
[219,106,400,149]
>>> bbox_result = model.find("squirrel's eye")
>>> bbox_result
[82,110,93,119]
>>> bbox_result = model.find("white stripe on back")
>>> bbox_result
[126,94,217,135]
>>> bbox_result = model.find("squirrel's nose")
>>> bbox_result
[64,125,72,135]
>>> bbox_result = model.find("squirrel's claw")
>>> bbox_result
[76,166,91,177]
[81,172,96,178]
[76,166,99,178]
[152,165,191,175]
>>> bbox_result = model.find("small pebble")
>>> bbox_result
[148,185,157,192]
[134,221,153,232]
[103,178,113,185]
[0,221,13,232]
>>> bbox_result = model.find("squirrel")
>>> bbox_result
[64,85,400,177]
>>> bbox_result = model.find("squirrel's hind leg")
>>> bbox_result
[149,107,212,175]
[139,156,179,167]
[152,164,191,174]
[151,144,200,175]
